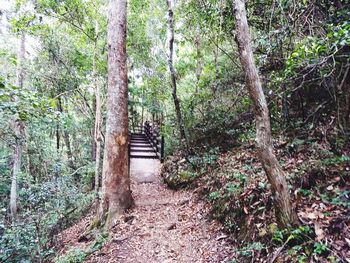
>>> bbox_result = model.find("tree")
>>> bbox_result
[233,0,298,227]
[10,32,26,223]
[36,0,107,192]
[166,0,190,154]
[91,19,103,199]
[98,0,133,227]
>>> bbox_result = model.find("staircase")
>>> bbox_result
[129,133,159,159]
[129,122,165,162]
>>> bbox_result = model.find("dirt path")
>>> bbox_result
[80,159,233,262]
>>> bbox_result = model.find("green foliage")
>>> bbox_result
[321,154,350,166]
[0,81,57,120]
[272,226,312,245]
[1,0,349,262]
[313,242,328,255]
[237,242,265,257]
[189,147,220,169]
[0,174,95,262]
[205,169,251,225]
[56,248,87,263]
[320,188,350,208]
[285,21,350,82]
[270,225,335,262]
[298,188,312,197]
[287,239,330,262]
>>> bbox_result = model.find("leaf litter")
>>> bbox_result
[57,158,235,262]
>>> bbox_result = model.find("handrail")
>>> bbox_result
[128,122,164,163]
[142,121,165,163]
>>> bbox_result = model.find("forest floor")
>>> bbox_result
[56,158,234,262]
[161,131,350,262]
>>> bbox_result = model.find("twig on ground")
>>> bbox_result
[269,239,289,263]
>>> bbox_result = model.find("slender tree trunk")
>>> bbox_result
[337,65,350,140]
[233,0,298,227]
[56,123,60,152]
[92,96,97,161]
[56,96,62,157]
[166,0,189,153]
[56,97,61,155]
[98,0,133,227]
[195,27,202,94]
[60,99,76,172]
[24,129,30,177]
[141,103,144,129]
[93,21,102,199]
[10,32,26,223]
[141,83,145,129]
[130,93,135,131]
[63,130,74,168]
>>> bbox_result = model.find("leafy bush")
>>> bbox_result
[0,175,94,263]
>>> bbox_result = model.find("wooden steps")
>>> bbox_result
[130,133,158,159]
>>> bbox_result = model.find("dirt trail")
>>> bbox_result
[82,159,233,262]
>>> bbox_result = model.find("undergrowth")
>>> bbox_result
[55,232,109,263]
[0,174,95,263]
[161,126,350,262]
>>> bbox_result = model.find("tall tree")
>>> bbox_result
[166,0,189,153]
[233,0,298,227]
[10,32,26,223]
[93,20,103,199]
[98,0,133,227]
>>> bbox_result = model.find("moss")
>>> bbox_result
[164,170,197,189]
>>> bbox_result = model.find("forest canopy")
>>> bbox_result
[0,0,349,262]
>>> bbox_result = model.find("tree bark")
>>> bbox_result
[93,21,102,199]
[233,0,298,227]
[98,0,133,227]
[91,96,97,161]
[166,0,190,154]
[10,32,26,223]
[195,27,202,94]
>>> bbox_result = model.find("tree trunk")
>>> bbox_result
[56,123,60,152]
[337,64,350,140]
[93,21,102,199]
[60,98,76,172]
[166,0,189,153]
[63,130,75,169]
[98,0,133,228]
[141,83,145,129]
[91,96,97,161]
[195,27,202,94]
[56,98,61,154]
[10,32,26,223]
[56,97,61,154]
[233,0,298,227]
